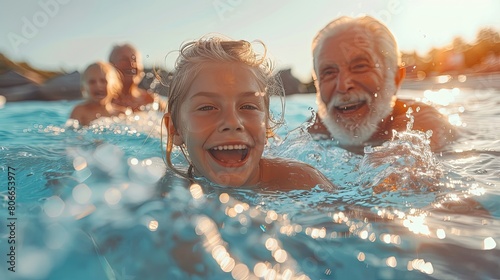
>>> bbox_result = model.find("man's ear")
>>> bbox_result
[163,113,184,146]
[395,66,406,88]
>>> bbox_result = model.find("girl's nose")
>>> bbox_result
[218,108,244,132]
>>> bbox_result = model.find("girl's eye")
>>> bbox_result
[241,104,258,110]
[198,105,216,111]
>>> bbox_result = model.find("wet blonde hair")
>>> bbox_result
[81,61,122,101]
[165,35,284,179]
[312,16,401,83]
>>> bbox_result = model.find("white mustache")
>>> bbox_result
[328,91,372,109]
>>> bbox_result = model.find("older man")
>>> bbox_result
[109,43,165,111]
[308,16,457,154]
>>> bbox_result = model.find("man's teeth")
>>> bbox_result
[342,104,356,110]
[336,101,364,111]
[211,145,247,151]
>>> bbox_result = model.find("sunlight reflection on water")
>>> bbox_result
[423,87,460,106]
[1,88,500,279]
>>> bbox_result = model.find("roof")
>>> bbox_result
[0,70,41,87]
[39,71,82,101]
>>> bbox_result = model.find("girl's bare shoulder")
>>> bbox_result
[260,158,335,191]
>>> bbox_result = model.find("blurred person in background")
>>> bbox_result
[109,43,166,112]
[69,61,125,126]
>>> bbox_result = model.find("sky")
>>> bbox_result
[1,0,500,82]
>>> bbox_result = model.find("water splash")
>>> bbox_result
[359,109,442,195]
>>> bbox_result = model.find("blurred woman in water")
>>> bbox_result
[69,61,125,126]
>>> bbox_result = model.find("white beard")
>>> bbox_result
[317,87,395,146]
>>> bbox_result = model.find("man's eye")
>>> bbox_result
[320,68,338,80]
[351,63,371,72]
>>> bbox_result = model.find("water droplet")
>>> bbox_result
[43,196,65,217]
[104,188,122,205]
[148,220,159,231]
[484,237,496,250]
[72,183,92,204]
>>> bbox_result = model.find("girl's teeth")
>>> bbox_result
[212,145,247,150]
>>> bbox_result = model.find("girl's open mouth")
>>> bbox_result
[209,144,249,164]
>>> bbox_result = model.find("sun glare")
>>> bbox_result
[402,213,431,236]
[423,88,460,106]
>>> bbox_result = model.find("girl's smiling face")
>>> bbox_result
[172,62,268,187]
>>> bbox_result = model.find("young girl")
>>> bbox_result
[163,36,335,190]
[69,61,125,126]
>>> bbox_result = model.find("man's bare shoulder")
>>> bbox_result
[138,88,155,102]
[392,98,458,151]
[393,98,440,115]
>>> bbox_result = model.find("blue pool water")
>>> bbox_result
[1,87,499,279]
